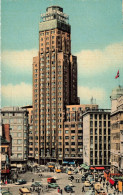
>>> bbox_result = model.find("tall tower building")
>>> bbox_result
[33,6,79,164]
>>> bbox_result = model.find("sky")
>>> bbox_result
[1,0,123,108]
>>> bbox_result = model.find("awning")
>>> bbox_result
[69,162,75,165]
[63,161,69,164]
[95,167,105,170]
[109,179,115,185]
[90,167,95,170]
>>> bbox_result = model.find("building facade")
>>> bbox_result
[1,124,12,183]
[1,107,29,166]
[33,6,79,163]
[83,109,111,168]
[64,104,98,164]
[110,86,123,173]
[22,106,34,161]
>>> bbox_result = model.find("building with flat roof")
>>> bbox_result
[110,86,123,173]
[83,109,111,168]
[63,104,98,164]
[1,124,12,183]
[33,6,79,164]
[21,106,34,161]
[1,107,29,166]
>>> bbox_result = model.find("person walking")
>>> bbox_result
[82,186,85,192]
[60,189,63,195]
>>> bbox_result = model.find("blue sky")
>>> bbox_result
[1,0,123,108]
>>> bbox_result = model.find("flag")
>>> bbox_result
[115,70,119,79]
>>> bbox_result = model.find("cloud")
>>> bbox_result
[78,85,107,107]
[2,82,32,106]
[76,42,123,75]
[1,49,38,72]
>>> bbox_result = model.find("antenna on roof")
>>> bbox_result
[90,97,93,104]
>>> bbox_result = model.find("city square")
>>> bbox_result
[1,164,122,195]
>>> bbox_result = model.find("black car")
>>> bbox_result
[64,185,73,193]
[81,176,86,182]
[15,179,27,185]
[68,176,74,180]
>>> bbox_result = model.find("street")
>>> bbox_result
[1,169,122,195]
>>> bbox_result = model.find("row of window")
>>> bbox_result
[65,124,82,128]
[90,121,110,127]
[90,114,110,120]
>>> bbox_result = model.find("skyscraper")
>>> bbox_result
[33,6,79,164]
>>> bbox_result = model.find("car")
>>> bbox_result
[68,171,72,175]
[84,181,91,187]
[1,189,13,195]
[68,176,74,180]
[64,185,73,193]
[55,169,61,173]
[47,177,56,183]
[48,183,59,189]
[81,176,86,182]
[31,181,43,187]
[15,179,27,185]
[19,187,31,195]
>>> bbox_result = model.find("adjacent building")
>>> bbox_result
[33,6,79,164]
[110,85,123,173]
[21,106,34,161]
[1,124,12,182]
[63,104,98,164]
[83,109,111,168]
[1,107,29,167]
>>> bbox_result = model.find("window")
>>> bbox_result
[71,124,75,128]
[71,130,75,133]
[17,133,22,137]
[18,146,22,151]
[71,142,75,145]
[65,130,69,134]
[17,139,22,144]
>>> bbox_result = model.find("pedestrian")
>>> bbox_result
[60,189,63,195]
[58,187,60,193]
[78,177,80,183]
[106,186,108,193]
[76,177,77,183]
[82,186,85,192]
[103,182,105,188]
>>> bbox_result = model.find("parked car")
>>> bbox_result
[15,179,27,185]
[31,181,43,187]
[64,185,73,193]
[48,183,59,189]
[1,189,13,195]
[84,181,91,187]
[68,176,74,180]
